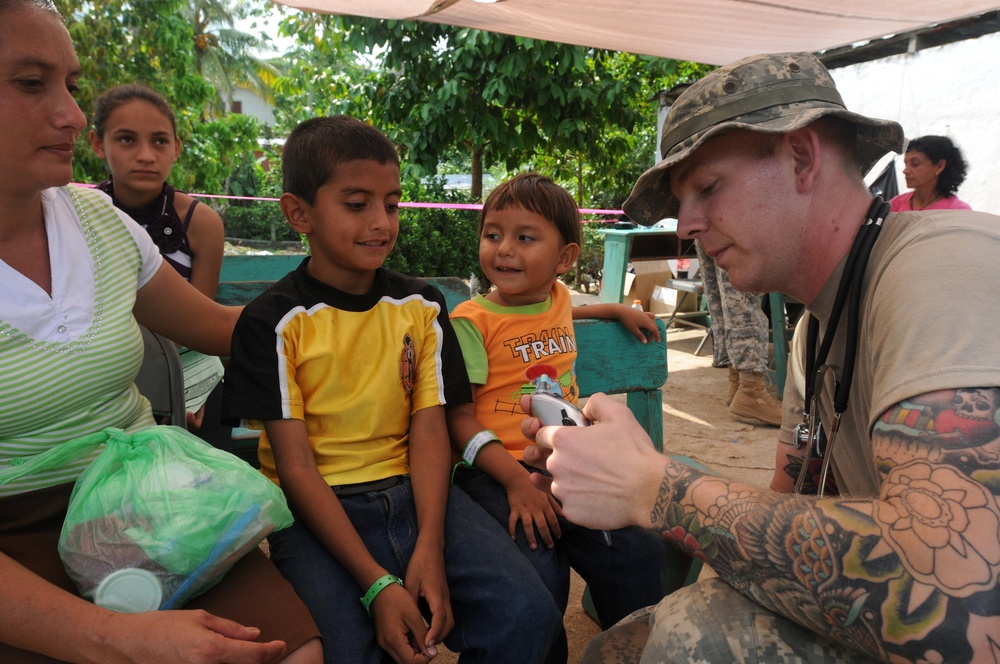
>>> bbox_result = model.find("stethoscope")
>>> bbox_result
[792,196,891,497]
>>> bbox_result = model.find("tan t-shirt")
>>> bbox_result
[779,209,1000,496]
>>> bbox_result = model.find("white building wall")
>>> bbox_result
[831,32,1000,214]
[231,88,275,127]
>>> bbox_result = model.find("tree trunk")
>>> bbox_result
[576,155,584,206]
[574,155,584,289]
[471,146,484,202]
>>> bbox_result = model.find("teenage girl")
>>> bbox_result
[89,84,225,299]
[89,85,226,430]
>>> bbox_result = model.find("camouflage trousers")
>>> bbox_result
[695,241,769,374]
[581,577,877,664]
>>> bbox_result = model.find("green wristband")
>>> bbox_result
[360,574,404,617]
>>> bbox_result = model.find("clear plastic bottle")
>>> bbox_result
[631,299,643,311]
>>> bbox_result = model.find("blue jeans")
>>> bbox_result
[268,478,562,664]
[454,465,682,661]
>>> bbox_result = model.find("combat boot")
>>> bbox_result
[725,366,739,406]
[729,371,782,426]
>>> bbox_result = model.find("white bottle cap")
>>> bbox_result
[94,568,163,613]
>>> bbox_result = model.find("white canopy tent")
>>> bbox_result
[275,0,1000,65]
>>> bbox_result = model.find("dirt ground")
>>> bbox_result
[437,324,780,662]
[644,325,780,491]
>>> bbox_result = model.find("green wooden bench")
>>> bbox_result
[217,254,671,452]
[214,254,699,613]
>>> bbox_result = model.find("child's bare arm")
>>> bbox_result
[406,406,455,649]
[180,192,225,301]
[265,419,382,581]
[446,402,563,549]
[264,419,433,662]
[572,303,661,342]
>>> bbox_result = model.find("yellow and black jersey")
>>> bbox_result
[222,258,472,487]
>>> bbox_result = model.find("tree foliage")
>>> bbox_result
[56,0,262,196]
[268,13,373,128]
[51,1,718,276]
[275,14,711,205]
[387,179,480,278]
[183,0,282,117]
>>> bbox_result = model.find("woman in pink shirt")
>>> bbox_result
[890,134,972,211]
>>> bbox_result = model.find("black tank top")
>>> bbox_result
[96,180,198,281]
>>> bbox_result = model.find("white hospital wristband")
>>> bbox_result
[461,430,501,467]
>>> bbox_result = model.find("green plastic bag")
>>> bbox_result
[0,426,292,611]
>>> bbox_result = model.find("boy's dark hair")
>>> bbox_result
[92,84,176,138]
[906,134,968,197]
[480,173,582,247]
[0,0,60,20]
[283,116,400,205]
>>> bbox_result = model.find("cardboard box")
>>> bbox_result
[622,259,673,310]
[648,283,701,316]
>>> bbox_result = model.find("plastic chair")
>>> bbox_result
[134,325,187,429]
[661,278,711,356]
[766,292,804,397]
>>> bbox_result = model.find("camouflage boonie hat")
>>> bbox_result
[622,52,904,225]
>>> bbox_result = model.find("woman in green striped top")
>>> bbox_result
[0,2,321,662]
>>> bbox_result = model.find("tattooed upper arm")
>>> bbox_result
[873,387,1000,475]
[861,387,1000,659]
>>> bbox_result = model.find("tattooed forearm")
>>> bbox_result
[650,460,697,530]
[649,465,673,529]
[651,455,726,530]
[648,422,1000,664]
[653,458,893,659]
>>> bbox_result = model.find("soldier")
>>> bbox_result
[522,51,1000,663]
[696,240,782,426]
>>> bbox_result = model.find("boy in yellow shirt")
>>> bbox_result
[224,120,561,664]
